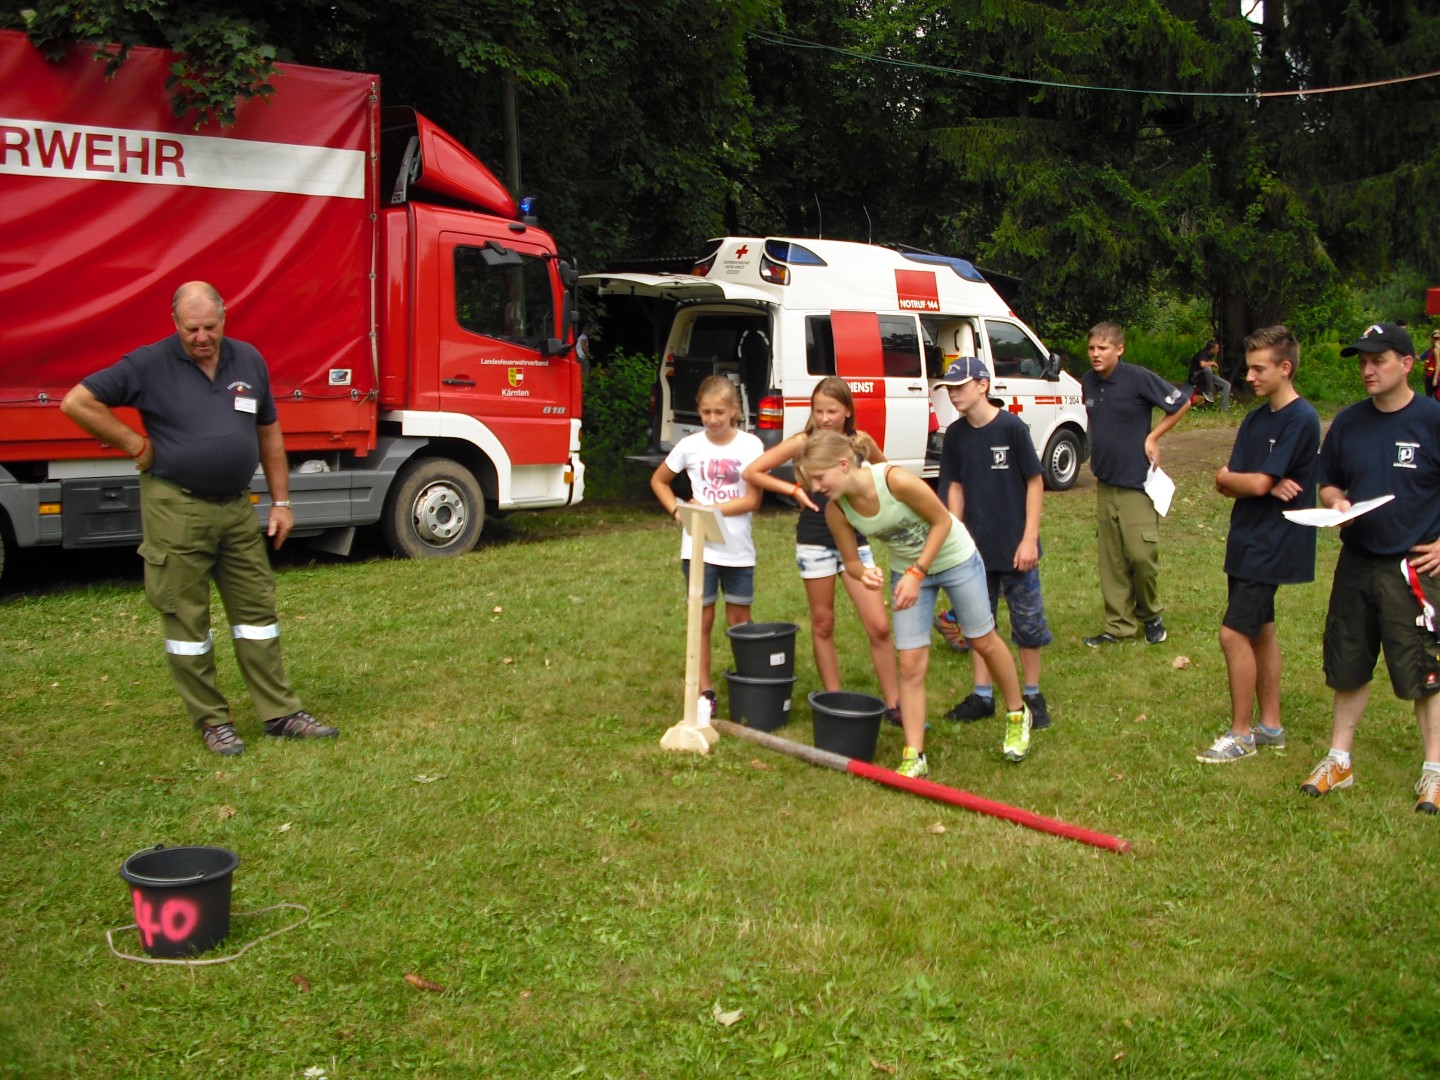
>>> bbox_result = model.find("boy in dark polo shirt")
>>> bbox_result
[1301,323,1440,813]
[935,357,1054,729]
[1081,322,1192,646]
[1197,326,1320,763]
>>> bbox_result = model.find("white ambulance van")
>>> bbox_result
[582,237,1088,489]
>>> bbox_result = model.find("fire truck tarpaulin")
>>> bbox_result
[0,30,377,415]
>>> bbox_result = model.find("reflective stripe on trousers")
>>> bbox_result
[165,631,215,656]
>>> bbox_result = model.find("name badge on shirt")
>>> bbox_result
[234,396,257,414]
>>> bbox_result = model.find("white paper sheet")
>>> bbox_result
[1144,464,1175,517]
[1282,493,1395,528]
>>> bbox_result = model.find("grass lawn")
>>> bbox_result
[3,414,1439,1078]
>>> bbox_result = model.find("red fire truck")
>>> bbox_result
[0,30,585,580]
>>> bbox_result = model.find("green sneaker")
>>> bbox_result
[1002,705,1033,762]
[896,747,929,779]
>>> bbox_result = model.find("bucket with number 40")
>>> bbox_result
[118,845,239,958]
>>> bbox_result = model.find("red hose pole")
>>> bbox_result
[714,719,1132,855]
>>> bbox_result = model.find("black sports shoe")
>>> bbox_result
[1144,618,1167,645]
[1024,692,1051,730]
[264,710,339,739]
[1084,632,1122,647]
[944,692,995,722]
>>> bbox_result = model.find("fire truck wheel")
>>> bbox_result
[1042,428,1082,491]
[383,458,486,558]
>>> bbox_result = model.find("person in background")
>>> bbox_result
[1421,329,1440,400]
[1188,338,1232,411]
[1081,322,1192,647]
[60,282,336,756]
[1300,323,1440,814]
[1196,326,1320,763]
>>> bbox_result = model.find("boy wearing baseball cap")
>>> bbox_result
[1303,323,1440,813]
[936,356,1054,733]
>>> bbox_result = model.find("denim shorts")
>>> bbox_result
[891,551,994,651]
[680,561,755,607]
[795,543,875,580]
[986,567,1053,649]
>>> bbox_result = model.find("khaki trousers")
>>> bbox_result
[138,474,301,727]
[1095,481,1163,639]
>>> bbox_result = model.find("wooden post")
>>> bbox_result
[661,505,726,753]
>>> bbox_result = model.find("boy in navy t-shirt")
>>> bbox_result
[1197,326,1320,763]
[936,357,1054,729]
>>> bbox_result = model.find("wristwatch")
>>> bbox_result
[272,500,292,509]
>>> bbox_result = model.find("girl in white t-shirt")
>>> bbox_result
[650,376,764,708]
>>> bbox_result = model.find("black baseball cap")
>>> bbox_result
[1340,322,1415,358]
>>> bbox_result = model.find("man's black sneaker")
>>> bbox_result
[1084,632,1122,647]
[1144,618,1167,645]
[944,692,995,722]
[1024,692,1051,731]
[264,710,339,739]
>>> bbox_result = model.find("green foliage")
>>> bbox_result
[20,0,278,126]
[1293,340,1365,408]
[581,350,656,499]
[12,0,1437,342]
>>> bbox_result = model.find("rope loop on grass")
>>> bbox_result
[105,902,310,966]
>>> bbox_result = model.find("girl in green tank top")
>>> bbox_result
[797,431,1031,777]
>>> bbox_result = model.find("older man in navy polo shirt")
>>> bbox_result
[61,282,337,756]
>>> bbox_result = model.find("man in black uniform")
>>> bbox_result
[1300,323,1440,813]
[61,282,337,756]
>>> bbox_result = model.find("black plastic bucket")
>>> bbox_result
[724,670,798,732]
[727,621,798,678]
[809,691,886,762]
[118,845,239,958]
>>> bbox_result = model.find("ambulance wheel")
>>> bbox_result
[1042,429,1082,491]
[383,458,485,558]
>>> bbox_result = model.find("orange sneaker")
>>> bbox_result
[1415,770,1440,815]
[1300,755,1353,798]
[933,610,970,653]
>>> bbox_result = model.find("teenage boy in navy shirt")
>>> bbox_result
[1081,322,1192,646]
[1301,323,1440,814]
[936,357,1054,729]
[1196,326,1320,763]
